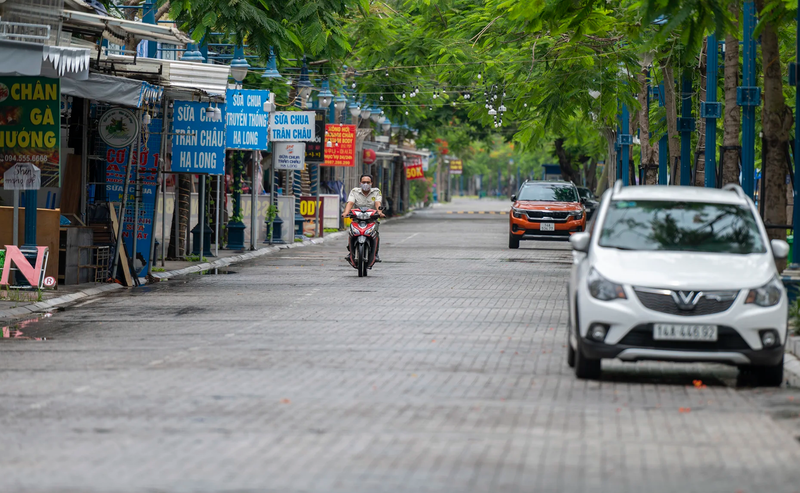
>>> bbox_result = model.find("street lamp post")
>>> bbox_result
[314,78,335,237]
[226,46,250,250]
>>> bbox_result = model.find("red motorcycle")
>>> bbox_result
[347,208,380,277]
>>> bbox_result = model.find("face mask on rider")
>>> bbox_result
[361,183,371,192]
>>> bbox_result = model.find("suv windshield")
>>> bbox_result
[577,188,594,201]
[598,200,766,254]
[518,184,579,202]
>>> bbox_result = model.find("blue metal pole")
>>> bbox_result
[741,1,758,198]
[679,71,694,185]
[23,189,37,247]
[142,1,157,58]
[497,169,502,196]
[793,7,800,265]
[705,33,719,188]
[658,83,668,185]
[621,103,630,186]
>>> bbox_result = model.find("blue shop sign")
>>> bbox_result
[171,100,226,175]
[225,89,270,150]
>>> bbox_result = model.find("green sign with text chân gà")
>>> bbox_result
[0,77,61,188]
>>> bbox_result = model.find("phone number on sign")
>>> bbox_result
[1,154,48,163]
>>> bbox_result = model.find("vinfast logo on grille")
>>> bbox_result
[671,291,703,311]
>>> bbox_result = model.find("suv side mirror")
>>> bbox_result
[511,194,517,202]
[569,232,591,253]
[771,239,789,260]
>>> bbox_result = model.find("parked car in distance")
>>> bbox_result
[577,186,599,220]
[567,182,789,386]
[509,181,586,249]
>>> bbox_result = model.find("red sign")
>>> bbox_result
[298,196,324,219]
[406,163,425,181]
[322,124,356,167]
[363,148,377,165]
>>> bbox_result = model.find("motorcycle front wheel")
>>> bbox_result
[357,243,367,277]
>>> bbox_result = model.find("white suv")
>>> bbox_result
[567,182,789,386]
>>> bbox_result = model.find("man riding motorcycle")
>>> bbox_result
[342,174,385,263]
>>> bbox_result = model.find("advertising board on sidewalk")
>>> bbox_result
[101,111,162,276]
[274,142,305,170]
[405,157,425,181]
[269,111,316,142]
[304,110,326,163]
[226,89,270,150]
[172,100,226,175]
[0,76,61,187]
[321,124,356,167]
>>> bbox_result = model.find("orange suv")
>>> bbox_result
[509,181,586,248]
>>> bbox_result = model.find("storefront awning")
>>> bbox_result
[400,148,432,157]
[61,73,163,108]
[61,10,192,45]
[103,55,231,97]
[0,39,90,79]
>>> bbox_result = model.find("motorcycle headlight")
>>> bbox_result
[587,268,626,301]
[745,277,783,307]
[512,208,525,219]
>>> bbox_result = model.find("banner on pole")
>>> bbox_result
[226,89,270,150]
[321,124,356,167]
[421,154,430,171]
[269,111,316,142]
[304,110,326,163]
[172,100,226,175]
[406,163,425,181]
[274,142,305,170]
[0,77,61,187]
[449,159,463,174]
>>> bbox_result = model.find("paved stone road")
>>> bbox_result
[2,198,800,493]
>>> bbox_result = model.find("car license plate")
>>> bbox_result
[653,324,718,341]
[539,222,555,231]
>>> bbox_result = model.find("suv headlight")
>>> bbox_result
[587,268,626,301]
[512,208,524,219]
[745,277,783,307]
[567,210,583,219]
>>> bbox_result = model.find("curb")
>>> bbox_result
[0,283,124,324]
[786,336,800,387]
[147,231,349,281]
[0,211,418,325]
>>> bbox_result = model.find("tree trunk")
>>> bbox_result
[756,0,792,271]
[638,68,658,185]
[629,102,639,185]
[695,38,708,186]
[661,59,681,185]
[585,158,598,191]
[167,174,191,259]
[596,158,610,196]
[600,127,617,190]
[722,2,741,186]
[554,138,580,183]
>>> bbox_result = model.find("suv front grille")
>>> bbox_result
[526,211,569,222]
[634,288,738,317]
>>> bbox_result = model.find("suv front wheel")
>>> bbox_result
[752,356,784,387]
[509,234,520,249]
